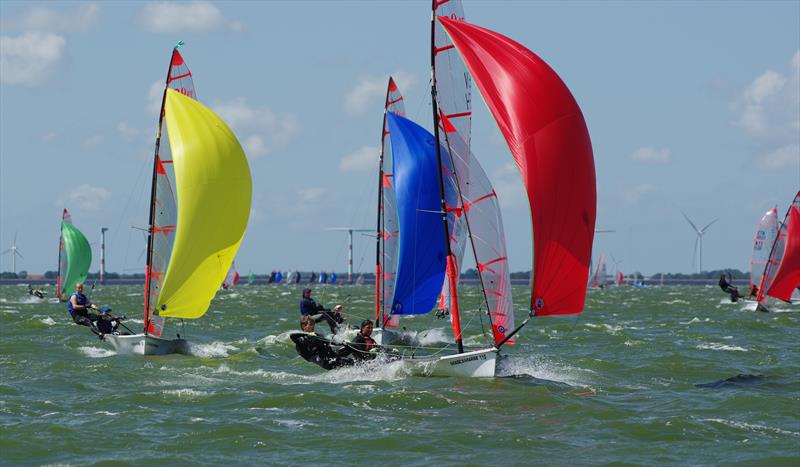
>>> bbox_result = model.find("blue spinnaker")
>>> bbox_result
[388,112,446,315]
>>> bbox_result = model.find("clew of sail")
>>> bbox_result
[57,209,92,299]
[376,77,406,325]
[155,89,251,319]
[439,17,596,317]
[750,208,779,290]
[387,112,447,315]
[144,47,198,330]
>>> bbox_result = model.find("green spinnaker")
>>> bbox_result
[60,222,92,296]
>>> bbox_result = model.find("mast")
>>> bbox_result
[375,83,390,324]
[143,45,180,334]
[56,209,66,301]
[431,2,463,354]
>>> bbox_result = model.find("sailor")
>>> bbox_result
[338,319,378,361]
[748,283,759,299]
[95,308,123,335]
[299,288,345,333]
[66,282,104,339]
[718,274,742,302]
[289,316,352,370]
[27,284,46,298]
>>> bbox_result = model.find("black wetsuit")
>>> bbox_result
[300,298,342,333]
[338,333,378,361]
[719,277,742,302]
[290,332,353,370]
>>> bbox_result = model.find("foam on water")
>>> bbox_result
[161,388,212,398]
[188,341,239,358]
[79,346,118,358]
[697,343,749,352]
[40,317,57,326]
[700,418,800,437]
[497,354,594,388]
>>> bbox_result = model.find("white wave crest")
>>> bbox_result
[496,354,594,388]
[161,388,211,398]
[40,317,57,325]
[697,343,748,352]
[188,341,239,358]
[701,418,799,437]
[79,346,117,358]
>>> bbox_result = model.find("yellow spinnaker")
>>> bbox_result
[157,89,252,318]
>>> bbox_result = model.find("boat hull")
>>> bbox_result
[105,333,189,356]
[410,348,498,378]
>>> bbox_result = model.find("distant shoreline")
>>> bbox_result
[1,278,749,287]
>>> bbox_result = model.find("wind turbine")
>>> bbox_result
[1,233,24,274]
[682,212,718,273]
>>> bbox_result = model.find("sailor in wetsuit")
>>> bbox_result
[67,283,104,339]
[299,288,345,334]
[338,320,378,362]
[27,284,46,298]
[719,274,743,302]
[290,316,353,370]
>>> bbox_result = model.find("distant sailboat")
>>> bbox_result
[590,254,608,289]
[754,191,800,312]
[222,261,240,289]
[56,208,92,302]
[105,45,251,355]
[248,271,255,286]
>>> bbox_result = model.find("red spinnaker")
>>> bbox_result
[766,206,800,301]
[439,17,596,316]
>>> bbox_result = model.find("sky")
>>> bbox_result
[0,0,798,277]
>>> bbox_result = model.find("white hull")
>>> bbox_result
[105,333,189,356]
[408,348,498,378]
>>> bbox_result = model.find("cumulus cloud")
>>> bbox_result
[0,32,66,87]
[344,71,417,116]
[138,1,243,33]
[339,146,378,172]
[623,184,656,205]
[1,3,99,33]
[731,50,800,141]
[629,146,671,163]
[212,97,298,158]
[57,184,111,212]
[757,144,800,170]
[291,187,327,212]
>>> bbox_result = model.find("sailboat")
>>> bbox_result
[56,208,92,302]
[590,254,608,289]
[404,10,596,376]
[248,271,255,286]
[105,45,251,355]
[222,261,240,289]
[752,191,800,312]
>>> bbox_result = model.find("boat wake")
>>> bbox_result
[496,354,594,388]
[79,346,118,358]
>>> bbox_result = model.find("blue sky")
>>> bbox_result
[1,1,798,277]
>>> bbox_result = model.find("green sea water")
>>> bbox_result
[1,284,798,466]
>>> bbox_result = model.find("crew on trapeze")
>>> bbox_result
[299,287,347,333]
[718,274,743,302]
[290,317,394,370]
[27,284,46,299]
[66,282,106,339]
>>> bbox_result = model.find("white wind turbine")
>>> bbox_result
[682,212,718,273]
[1,233,24,274]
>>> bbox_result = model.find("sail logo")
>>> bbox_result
[176,87,194,98]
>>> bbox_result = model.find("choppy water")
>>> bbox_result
[1,284,798,465]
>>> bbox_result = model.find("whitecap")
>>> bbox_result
[187,341,239,358]
[161,388,211,398]
[696,343,748,352]
[701,418,799,437]
[79,346,118,358]
[40,317,57,326]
